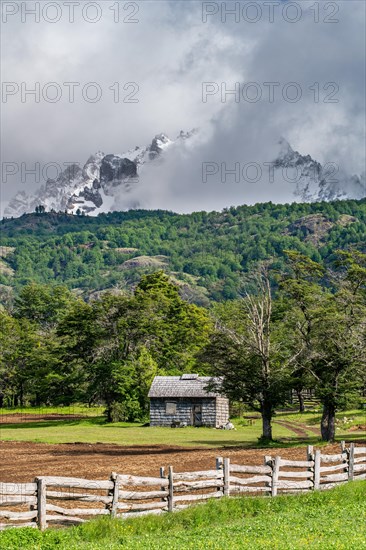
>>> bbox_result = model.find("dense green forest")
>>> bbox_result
[1,253,365,442]
[1,199,365,304]
[1,201,365,441]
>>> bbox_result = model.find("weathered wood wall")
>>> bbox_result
[215,397,230,427]
[149,397,229,427]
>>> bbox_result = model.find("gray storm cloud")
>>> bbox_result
[1,0,365,212]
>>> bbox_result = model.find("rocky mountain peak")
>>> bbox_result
[3,131,365,218]
[277,137,293,158]
[149,134,173,160]
[3,132,186,218]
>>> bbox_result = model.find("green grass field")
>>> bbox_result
[0,405,104,416]
[0,409,365,448]
[0,481,365,549]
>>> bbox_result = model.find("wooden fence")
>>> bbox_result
[0,442,365,531]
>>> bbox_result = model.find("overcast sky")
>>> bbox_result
[1,0,365,212]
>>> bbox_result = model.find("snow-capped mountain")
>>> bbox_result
[4,131,192,218]
[4,133,365,218]
[274,138,365,203]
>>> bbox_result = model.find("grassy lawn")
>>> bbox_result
[0,409,364,448]
[0,405,104,416]
[0,416,290,447]
[0,481,365,549]
[277,408,366,430]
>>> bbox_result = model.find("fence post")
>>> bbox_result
[160,467,167,506]
[216,457,223,471]
[223,458,230,497]
[264,456,272,495]
[271,456,280,497]
[36,477,47,531]
[110,473,120,518]
[307,445,315,490]
[348,443,355,481]
[314,450,321,490]
[168,466,174,512]
[340,440,346,453]
[264,455,272,466]
[307,445,314,461]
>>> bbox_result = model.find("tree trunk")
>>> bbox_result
[19,382,24,408]
[261,401,273,441]
[296,389,305,413]
[320,402,336,441]
[105,403,113,423]
[262,415,272,440]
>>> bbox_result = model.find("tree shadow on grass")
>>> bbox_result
[190,433,366,449]
[0,417,106,430]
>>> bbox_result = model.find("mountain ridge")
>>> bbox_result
[4,133,365,218]
[1,199,365,303]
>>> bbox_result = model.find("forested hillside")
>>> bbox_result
[1,199,365,303]
[1,201,365,440]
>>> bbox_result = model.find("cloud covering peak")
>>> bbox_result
[1,0,365,211]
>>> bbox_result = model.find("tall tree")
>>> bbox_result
[14,283,75,328]
[57,272,211,420]
[203,268,291,441]
[282,251,366,441]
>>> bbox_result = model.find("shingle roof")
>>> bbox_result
[148,375,223,398]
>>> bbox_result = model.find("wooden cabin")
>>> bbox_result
[148,374,229,428]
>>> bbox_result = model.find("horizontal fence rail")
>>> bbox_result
[0,442,364,531]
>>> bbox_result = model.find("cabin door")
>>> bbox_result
[192,404,202,426]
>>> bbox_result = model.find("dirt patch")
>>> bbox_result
[273,420,308,438]
[0,440,356,483]
[274,420,319,437]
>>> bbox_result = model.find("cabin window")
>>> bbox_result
[166,402,177,414]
